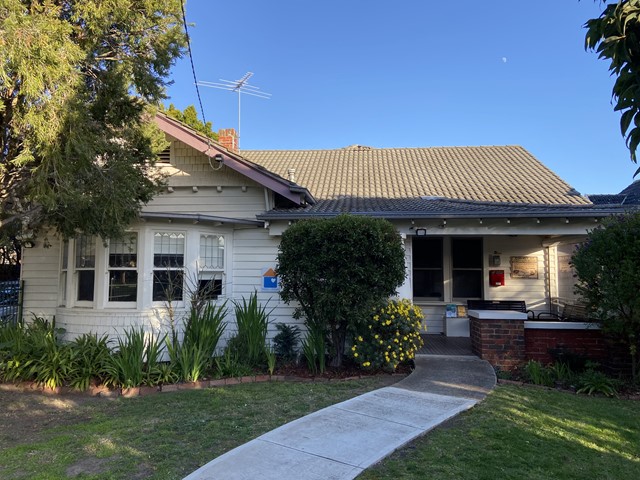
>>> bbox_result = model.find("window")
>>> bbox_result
[108,234,138,303]
[412,237,483,301]
[451,238,483,299]
[59,240,69,306]
[198,234,224,299]
[75,235,95,302]
[412,237,444,300]
[153,232,185,301]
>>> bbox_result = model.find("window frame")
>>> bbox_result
[412,236,484,303]
[106,233,139,307]
[197,233,226,300]
[152,230,186,304]
[74,235,96,306]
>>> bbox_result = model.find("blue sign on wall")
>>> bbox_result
[262,267,278,290]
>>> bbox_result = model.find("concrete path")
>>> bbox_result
[183,355,496,480]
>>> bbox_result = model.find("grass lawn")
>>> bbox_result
[360,384,640,480]
[0,377,395,480]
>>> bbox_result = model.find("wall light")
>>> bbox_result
[22,239,35,248]
[415,228,427,236]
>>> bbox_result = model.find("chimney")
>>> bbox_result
[288,168,296,183]
[218,128,238,152]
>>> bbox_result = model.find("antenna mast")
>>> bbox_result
[197,72,271,147]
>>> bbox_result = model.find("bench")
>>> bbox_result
[536,303,593,322]
[467,300,534,318]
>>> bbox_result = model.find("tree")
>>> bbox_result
[585,0,640,171]
[276,215,406,368]
[0,0,186,240]
[571,212,640,379]
[163,104,218,141]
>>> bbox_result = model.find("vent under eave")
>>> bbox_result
[157,147,171,164]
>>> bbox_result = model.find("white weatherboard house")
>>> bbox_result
[19,113,631,341]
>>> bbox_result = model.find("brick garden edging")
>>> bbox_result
[0,373,403,399]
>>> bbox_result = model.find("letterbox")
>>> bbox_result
[489,270,505,287]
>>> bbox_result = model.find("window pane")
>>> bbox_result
[154,232,185,268]
[109,234,137,268]
[452,270,483,298]
[77,270,95,301]
[61,241,69,270]
[109,271,138,302]
[198,278,222,300]
[200,235,224,269]
[75,235,95,268]
[413,237,443,268]
[413,270,444,299]
[153,270,184,301]
[452,238,482,268]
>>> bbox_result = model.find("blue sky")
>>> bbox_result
[166,1,637,195]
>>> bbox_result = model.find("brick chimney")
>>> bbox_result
[218,128,238,152]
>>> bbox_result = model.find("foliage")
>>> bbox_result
[277,215,406,367]
[163,104,218,140]
[273,322,300,361]
[264,345,277,376]
[522,360,554,387]
[230,292,271,368]
[167,302,227,382]
[351,299,424,372]
[571,212,640,379]
[576,368,619,396]
[0,1,185,240]
[104,327,165,389]
[214,348,253,378]
[67,333,112,391]
[585,0,640,167]
[301,321,326,375]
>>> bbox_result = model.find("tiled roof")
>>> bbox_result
[257,196,622,220]
[241,145,591,206]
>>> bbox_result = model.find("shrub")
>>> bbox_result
[167,302,227,382]
[522,360,554,387]
[67,333,112,391]
[351,299,424,372]
[231,292,271,367]
[576,369,618,397]
[273,323,300,362]
[277,215,406,367]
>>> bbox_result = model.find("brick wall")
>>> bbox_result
[470,316,525,370]
[525,328,607,364]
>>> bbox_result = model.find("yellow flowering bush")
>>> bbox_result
[351,299,424,371]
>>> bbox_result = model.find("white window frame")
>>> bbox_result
[106,233,139,308]
[58,240,69,307]
[74,235,97,306]
[152,230,186,304]
[198,234,226,300]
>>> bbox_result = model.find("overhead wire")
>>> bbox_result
[180,0,207,126]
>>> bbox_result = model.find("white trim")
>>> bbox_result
[468,310,528,320]
[524,321,600,330]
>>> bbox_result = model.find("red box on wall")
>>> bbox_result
[489,270,505,287]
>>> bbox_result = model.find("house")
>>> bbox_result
[19,113,631,342]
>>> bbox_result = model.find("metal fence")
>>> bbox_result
[0,279,22,326]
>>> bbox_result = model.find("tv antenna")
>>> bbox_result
[197,72,271,146]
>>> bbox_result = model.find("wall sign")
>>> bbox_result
[261,267,279,291]
[510,256,538,279]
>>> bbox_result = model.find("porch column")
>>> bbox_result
[469,310,527,371]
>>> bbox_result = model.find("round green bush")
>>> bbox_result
[351,299,424,371]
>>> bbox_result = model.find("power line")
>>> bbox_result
[180,0,207,126]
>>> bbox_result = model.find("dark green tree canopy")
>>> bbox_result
[572,212,640,379]
[0,0,185,240]
[163,104,218,141]
[586,0,640,170]
[276,215,406,367]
